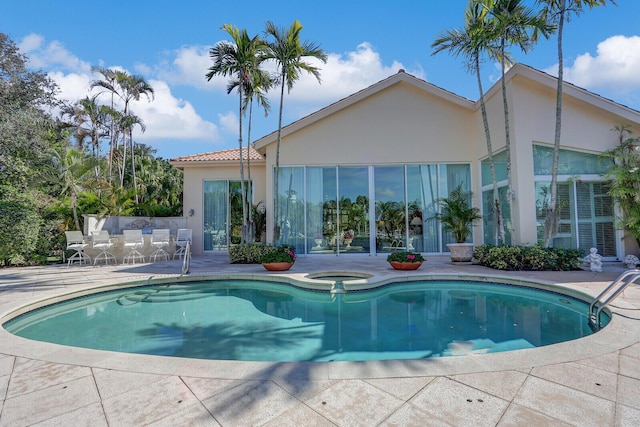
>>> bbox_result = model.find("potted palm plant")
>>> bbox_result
[438,185,482,263]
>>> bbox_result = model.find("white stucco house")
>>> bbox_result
[170,63,640,260]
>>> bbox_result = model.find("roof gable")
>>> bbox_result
[253,70,476,150]
[490,63,640,122]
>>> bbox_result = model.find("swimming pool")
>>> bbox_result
[3,278,609,362]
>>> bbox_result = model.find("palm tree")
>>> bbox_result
[432,1,507,244]
[50,147,96,231]
[264,19,327,242]
[484,0,552,241]
[117,112,146,189]
[90,66,119,182]
[91,69,154,200]
[114,72,154,203]
[207,24,268,244]
[239,68,272,242]
[60,95,111,179]
[536,0,616,247]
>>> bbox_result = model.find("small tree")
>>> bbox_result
[602,125,640,246]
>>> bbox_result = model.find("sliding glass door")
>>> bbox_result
[275,163,471,255]
[203,180,251,251]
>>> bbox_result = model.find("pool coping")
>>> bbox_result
[2,270,639,381]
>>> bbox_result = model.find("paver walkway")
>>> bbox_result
[1,255,640,426]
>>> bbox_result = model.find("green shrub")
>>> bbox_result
[228,243,274,264]
[229,244,299,264]
[259,246,297,263]
[0,201,42,266]
[473,244,583,271]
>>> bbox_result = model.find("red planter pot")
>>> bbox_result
[262,262,294,271]
[389,261,423,271]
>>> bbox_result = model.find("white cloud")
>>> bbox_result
[548,35,640,95]
[128,80,219,142]
[272,42,424,105]
[149,41,422,105]
[48,71,92,102]
[19,33,91,74]
[151,45,226,90]
[17,33,433,155]
[218,111,238,135]
[17,34,220,147]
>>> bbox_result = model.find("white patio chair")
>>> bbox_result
[122,229,145,264]
[173,228,192,260]
[91,230,117,265]
[150,228,171,262]
[65,231,91,266]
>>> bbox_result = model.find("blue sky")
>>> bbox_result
[2,0,639,159]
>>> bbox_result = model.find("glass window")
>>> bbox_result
[440,164,472,247]
[275,167,305,253]
[203,181,228,251]
[306,167,337,254]
[274,163,471,255]
[203,180,252,251]
[337,167,369,254]
[533,145,610,175]
[407,165,439,252]
[481,151,508,186]
[482,186,512,245]
[375,166,406,254]
[535,180,615,256]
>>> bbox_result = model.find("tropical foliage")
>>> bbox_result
[602,125,640,245]
[0,32,182,266]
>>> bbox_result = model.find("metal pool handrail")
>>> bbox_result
[589,269,640,329]
[181,240,191,275]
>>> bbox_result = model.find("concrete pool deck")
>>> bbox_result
[1,255,640,426]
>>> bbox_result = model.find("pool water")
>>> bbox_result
[3,280,608,362]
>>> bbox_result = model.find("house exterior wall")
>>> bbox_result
[175,66,640,259]
[262,81,481,243]
[495,72,640,254]
[181,163,266,255]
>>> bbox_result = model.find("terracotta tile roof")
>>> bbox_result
[170,146,263,163]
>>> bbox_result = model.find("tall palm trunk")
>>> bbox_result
[119,131,126,188]
[129,129,139,204]
[474,54,504,244]
[499,38,514,243]
[237,84,247,245]
[246,99,255,243]
[545,7,565,247]
[273,70,286,242]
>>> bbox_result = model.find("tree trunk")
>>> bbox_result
[545,9,565,247]
[273,70,286,243]
[500,39,514,244]
[475,55,503,244]
[247,99,255,243]
[238,85,247,245]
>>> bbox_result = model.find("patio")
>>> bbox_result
[1,255,640,426]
